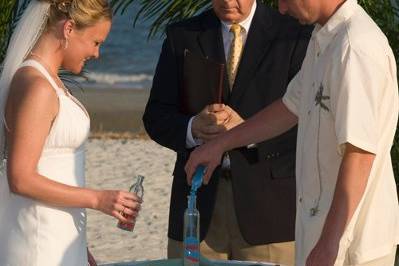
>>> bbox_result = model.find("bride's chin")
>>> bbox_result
[74,62,85,73]
[80,61,86,70]
[70,67,82,75]
[61,63,81,74]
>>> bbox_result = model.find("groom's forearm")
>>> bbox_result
[219,99,298,152]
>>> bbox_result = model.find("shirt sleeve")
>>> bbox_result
[186,116,203,148]
[327,46,384,155]
[282,69,303,116]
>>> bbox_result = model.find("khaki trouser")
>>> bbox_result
[168,177,295,266]
[337,246,397,266]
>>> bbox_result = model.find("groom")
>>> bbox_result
[143,0,311,264]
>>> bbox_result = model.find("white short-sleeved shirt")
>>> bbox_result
[282,0,399,264]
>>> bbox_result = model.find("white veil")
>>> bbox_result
[0,0,50,160]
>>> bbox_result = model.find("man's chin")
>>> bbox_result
[298,19,309,25]
[289,14,313,25]
[219,13,243,24]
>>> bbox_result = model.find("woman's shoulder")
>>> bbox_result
[8,66,59,118]
[10,66,58,101]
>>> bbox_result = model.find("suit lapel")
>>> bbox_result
[197,12,230,103]
[229,4,277,106]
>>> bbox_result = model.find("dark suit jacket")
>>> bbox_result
[143,2,312,245]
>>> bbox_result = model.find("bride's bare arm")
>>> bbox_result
[5,69,139,223]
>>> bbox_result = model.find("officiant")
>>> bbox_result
[143,0,311,264]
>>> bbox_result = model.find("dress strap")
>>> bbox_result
[1,116,9,160]
[18,59,64,95]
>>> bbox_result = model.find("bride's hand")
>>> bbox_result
[87,248,97,266]
[93,190,141,223]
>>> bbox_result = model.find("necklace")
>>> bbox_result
[29,52,70,96]
[28,52,90,119]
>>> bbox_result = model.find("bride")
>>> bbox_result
[0,0,141,265]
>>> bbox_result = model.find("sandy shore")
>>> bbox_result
[71,87,150,133]
[85,138,176,264]
[71,87,176,263]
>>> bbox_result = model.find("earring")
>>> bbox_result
[63,38,69,49]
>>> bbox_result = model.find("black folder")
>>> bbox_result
[181,49,225,115]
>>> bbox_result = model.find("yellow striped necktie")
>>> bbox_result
[227,24,243,89]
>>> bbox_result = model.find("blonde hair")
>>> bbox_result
[39,0,112,29]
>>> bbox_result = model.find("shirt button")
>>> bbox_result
[317,52,320,57]
[308,110,311,115]
[299,197,303,203]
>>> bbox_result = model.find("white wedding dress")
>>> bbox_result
[0,59,90,266]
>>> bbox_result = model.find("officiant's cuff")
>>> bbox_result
[186,116,203,148]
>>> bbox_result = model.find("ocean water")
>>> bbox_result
[79,4,163,90]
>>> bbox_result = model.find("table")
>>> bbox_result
[101,258,280,266]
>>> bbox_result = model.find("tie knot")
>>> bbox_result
[230,24,242,37]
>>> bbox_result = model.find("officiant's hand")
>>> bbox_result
[93,190,141,224]
[192,104,230,141]
[218,105,244,131]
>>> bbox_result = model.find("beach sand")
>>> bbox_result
[71,87,150,133]
[85,138,175,264]
[73,88,177,263]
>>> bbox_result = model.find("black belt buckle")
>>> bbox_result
[220,168,232,179]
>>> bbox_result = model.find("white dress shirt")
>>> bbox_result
[186,1,257,148]
[282,0,399,264]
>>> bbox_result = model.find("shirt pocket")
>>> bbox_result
[269,151,296,180]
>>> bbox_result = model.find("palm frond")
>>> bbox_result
[0,0,32,64]
[0,0,87,90]
[0,1,18,63]
[12,0,31,29]
[111,0,211,39]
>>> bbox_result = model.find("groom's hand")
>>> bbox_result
[185,138,224,185]
[192,104,230,141]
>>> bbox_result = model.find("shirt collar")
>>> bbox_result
[220,0,257,34]
[314,0,358,55]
